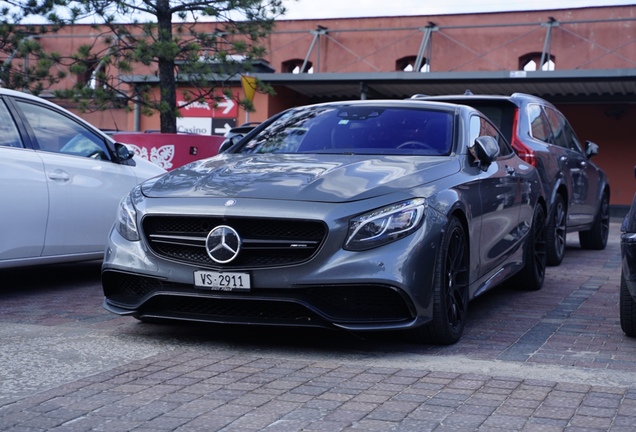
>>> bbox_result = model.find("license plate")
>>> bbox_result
[194,270,251,291]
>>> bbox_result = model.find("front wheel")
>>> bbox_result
[411,217,470,345]
[514,204,547,291]
[546,194,567,266]
[579,192,609,250]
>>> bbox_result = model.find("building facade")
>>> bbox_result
[12,5,636,206]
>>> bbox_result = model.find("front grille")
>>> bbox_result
[305,285,412,320]
[142,216,327,269]
[140,296,325,327]
[102,271,181,304]
[103,271,415,325]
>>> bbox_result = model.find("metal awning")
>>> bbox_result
[122,67,636,105]
[253,68,636,104]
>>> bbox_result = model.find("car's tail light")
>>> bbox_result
[510,109,537,167]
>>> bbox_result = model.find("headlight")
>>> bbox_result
[115,191,140,241]
[345,198,426,251]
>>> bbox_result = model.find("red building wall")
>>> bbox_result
[16,5,636,205]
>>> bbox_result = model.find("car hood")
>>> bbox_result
[141,153,459,203]
[132,156,167,181]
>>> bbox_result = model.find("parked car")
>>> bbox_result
[102,99,547,345]
[0,88,166,269]
[411,92,610,266]
[219,122,260,152]
[620,165,636,337]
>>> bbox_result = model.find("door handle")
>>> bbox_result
[506,165,516,176]
[48,170,70,181]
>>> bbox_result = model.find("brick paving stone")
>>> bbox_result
[569,414,614,429]
[533,405,577,420]
[520,423,564,432]
[3,222,636,431]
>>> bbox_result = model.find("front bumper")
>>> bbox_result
[102,270,419,330]
[101,206,446,331]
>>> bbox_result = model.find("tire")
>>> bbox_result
[411,217,470,345]
[514,204,547,291]
[620,271,636,337]
[579,192,609,250]
[546,194,567,266]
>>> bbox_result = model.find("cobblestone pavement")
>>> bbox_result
[1,222,635,431]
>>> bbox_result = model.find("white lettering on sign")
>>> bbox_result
[178,100,211,111]
[177,125,209,135]
[177,118,212,135]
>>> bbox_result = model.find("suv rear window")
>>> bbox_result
[449,101,516,144]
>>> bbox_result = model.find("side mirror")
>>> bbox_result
[219,134,244,153]
[114,142,134,161]
[471,136,500,171]
[586,140,599,158]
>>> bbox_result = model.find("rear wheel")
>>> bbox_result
[579,192,609,250]
[515,204,547,291]
[620,271,636,337]
[411,217,469,345]
[546,194,566,266]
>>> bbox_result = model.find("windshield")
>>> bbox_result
[237,105,454,156]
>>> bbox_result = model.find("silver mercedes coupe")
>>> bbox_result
[102,100,547,344]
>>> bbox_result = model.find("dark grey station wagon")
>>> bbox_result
[412,93,610,266]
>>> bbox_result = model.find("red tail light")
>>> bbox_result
[510,109,537,167]
[511,136,537,166]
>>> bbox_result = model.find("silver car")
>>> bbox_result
[0,88,165,269]
[102,100,547,344]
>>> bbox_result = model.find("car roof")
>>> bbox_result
[410,92,553,107]
[297,98,475,113]
[0,87,57,104]
[0,87,115,141]
[0,87,91,118]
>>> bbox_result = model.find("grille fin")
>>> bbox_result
[142,216,327,268]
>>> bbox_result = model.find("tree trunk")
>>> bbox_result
[156,0,177,133]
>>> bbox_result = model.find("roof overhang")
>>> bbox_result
[253,68,636,104]
[122,68,636,105]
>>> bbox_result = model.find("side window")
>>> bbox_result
[544,106,570,149]
[15,100,112,161]
[0,100,24,148]
[471,114,511,157]
[527,104,551,143]
[561,116,585,154]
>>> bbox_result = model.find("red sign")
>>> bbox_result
[177,93,238,119]
[113,133,225,171]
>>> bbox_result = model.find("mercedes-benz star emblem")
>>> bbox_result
[205,225,241,264]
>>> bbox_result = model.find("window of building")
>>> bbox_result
[282,59,314,74]
[72,59,103,89]
[396,56,430,72]
[519,53,555,71]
